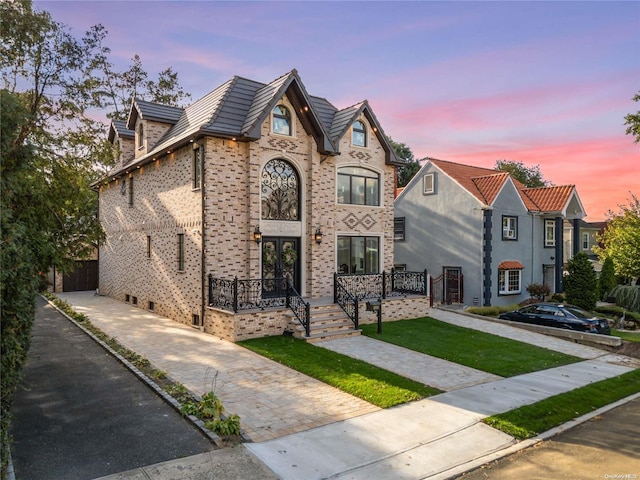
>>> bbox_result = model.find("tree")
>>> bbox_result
[624,91,640,143]
[495,160,549,188]
[389,138,422,187]
[594,193,640,283]
[1,2,190,474]
[599,256,617,301]
[564,252,598,311]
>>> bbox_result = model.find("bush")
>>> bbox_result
[595,305,640,329]
[526,283,550,300]
[608,285,640,313]
[599,257,617,301]
[550,293,565,303]
[564,253,597,311]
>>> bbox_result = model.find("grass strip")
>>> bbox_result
[239,336,441,408]
[484,368,640,439]
[361,317,581,377]
[613,329,640,343]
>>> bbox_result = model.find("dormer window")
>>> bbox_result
[137,122,144,149]
[352,120,366,147]
[272,105,291,136]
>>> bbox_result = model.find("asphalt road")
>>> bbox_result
[460,396,640,480]
[9,297,214,480]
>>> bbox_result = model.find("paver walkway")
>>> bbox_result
[58,292,378,442]
[319,336,502,391]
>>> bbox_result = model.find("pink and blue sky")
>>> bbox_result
[37,1,640,220]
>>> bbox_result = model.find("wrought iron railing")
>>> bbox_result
[336,269,428,299]
[285,279,310,337]
[208,274,310,335]
[208,275,288,311]
[334,276,359,330]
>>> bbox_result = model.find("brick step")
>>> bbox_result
[285,306,360,342]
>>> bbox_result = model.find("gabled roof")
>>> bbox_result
[106,69,401,178]
[427,158,584,217]
[429,158,512,206]
[520,185,577,214]
[108,120,134,143]
[126,99,184,130]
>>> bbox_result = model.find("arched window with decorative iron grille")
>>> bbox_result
[261,159,300,221]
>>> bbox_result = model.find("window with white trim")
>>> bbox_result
[499,269,521,294]
[272,105,291,136]
[545,219,556,247]
[192,146,202,190]
[423,173,435,194]
[352,120,366,147]
[137,122,144,149]
[502,216,518,240]
[582,232,589,250]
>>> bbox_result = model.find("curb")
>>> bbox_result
[438,391,640,480]
[41,295,225,447]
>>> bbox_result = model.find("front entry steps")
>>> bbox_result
[285,303,361,343]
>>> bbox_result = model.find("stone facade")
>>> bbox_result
[99,71,421,341]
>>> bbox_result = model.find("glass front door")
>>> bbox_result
[262,237,300,296]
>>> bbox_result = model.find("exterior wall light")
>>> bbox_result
[253,225,262,244]
[314,227,323,244]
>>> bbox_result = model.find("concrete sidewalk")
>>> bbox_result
[56,292,639,480]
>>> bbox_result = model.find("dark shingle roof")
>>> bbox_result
[126,99,184,129]
[108,120,134,143]
[110,69,400,176]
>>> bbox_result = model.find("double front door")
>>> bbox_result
[262,237,300,296]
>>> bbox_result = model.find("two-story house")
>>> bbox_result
[98,70,430,342]
[394,158,586,307]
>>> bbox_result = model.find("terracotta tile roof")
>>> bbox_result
[498,260,524,269]
[430,158,578,215]
[430,159,510,205]
[522,185,575,213]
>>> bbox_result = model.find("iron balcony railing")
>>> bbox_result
[334,269,428,328]
[208,274,310,335]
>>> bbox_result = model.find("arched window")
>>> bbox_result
[261,159,300,220]
[352,120,366,147]
[137,122,144,148]
[337,166,379,206]
[272,105,291,136]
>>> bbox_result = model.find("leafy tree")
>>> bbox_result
[1,2,190,474]
[599,256,617,301]
[564,252,598,311]
[594,193,640,283]
[389,138,422,187]
[624,91,640,143]
[495,160,549,188]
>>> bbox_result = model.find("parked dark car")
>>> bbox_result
[499,303,611,335]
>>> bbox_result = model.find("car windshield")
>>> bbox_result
[565,307,591,319]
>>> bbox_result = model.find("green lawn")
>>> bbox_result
[613,329,640,343]
[484,368,640,439]
[239,336,441,408]
[360,317,581,377]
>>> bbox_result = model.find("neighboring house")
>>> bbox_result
[564,220,608,273]
[98,69,429,341]
[394,158,587,307]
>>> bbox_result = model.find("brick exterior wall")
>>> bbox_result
[100,93,403,340]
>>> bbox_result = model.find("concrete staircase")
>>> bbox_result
[286,303,361,343]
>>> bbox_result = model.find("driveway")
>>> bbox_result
[9,297,215,480]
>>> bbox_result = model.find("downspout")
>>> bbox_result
[200,141,206,331]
